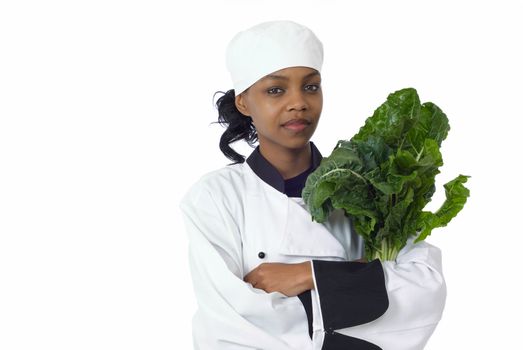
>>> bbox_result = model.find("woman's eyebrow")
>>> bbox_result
[262,71,320,81]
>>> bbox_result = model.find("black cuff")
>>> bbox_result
[312,259,389,330]
[322,331,382,350]
[297,290,313,339]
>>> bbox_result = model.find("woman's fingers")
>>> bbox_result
[243,262,312,296]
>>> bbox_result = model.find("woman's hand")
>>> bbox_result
[243,261,314,297]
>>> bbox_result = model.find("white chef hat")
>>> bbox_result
[225,20,324,96]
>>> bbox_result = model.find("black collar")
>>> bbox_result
[246,142,323,195]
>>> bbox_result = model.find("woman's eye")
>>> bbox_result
[267,87,283,95]
[305,84,321,92]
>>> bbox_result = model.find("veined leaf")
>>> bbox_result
[352,88,421,148]
[415,175,470,242]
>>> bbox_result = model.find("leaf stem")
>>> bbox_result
[319,168,367,183]
[416,145,425,162]
[370,237,401,261]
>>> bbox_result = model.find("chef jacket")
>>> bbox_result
[180,142,446,350]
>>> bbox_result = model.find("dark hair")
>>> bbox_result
[214,89,258,164]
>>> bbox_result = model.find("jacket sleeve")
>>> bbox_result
[179,183,311,350]
[310,239,446,350]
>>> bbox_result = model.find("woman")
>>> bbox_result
[180,20,446,350]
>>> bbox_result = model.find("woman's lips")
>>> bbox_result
[282,119,311,132]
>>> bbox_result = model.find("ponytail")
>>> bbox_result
[214,89,257,164]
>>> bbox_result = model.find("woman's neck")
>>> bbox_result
[259,142,312,180]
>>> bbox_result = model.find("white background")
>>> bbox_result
[1,0,521,349]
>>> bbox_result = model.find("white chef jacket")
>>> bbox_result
[179,143,446,350]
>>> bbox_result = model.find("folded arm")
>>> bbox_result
[180,185,312,350]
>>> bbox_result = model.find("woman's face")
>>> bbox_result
[235,66,323,153]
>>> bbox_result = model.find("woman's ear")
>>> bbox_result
[235,93,251,117]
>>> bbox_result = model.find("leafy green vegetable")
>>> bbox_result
[302,88,470,261]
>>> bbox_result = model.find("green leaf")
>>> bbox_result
[405,102,449,152]
[302,143,364,222]
[352,88,421,148]
[415,174,471,242]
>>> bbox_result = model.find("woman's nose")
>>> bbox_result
[287,89,308,111]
